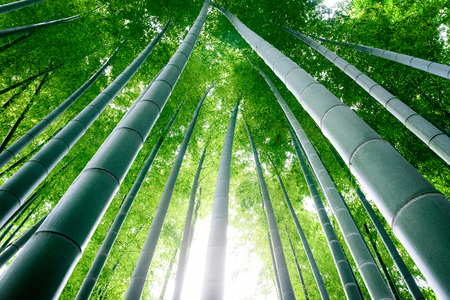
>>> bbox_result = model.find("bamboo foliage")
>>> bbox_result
[0,47,119,169]
[245,121,295,300]
[0,20,170,228]
[268,154,329,300]
[124,79,212,300]
[0,0,46,15]
[285,28,450,164]
[75,104,182,300]
[201,96,240,300]
[217,5,450,297]
[172,144,208,300]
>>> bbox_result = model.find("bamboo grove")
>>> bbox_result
[0,0,448,299]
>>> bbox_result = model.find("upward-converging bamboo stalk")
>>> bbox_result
[327,145,425,299]
[0,17,181,299]
[75,104,182,300]
[201,96,240,300]
[0,65,57,97]
[124,80,212,300]
[217,5,450,297]
[172,144,208,300]
[0,9,87,39]
[160,248,178,300]
[286,29,450,164]
[268,232,283,300]
[246,121,295,300]
[0,47,119,169]
[288,128,362,299]
[268,154,328,300]
[313,35,450,79]
[248,57,361,298]
[285,227,309,300]
[0,21,170,228]
[0,0,46,15]
[0,73,49,154]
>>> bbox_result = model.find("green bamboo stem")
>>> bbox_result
[268,232,283,300]
[201,95,240,300]
[75,103,182,300]
[285,226,309,300]
[268,153,329,300]
[0,0,46,15]
[245,121,295,300]
[172,145,208,300]
[0,73,49,154]
[124,77,212,300]
[313,35,450,79]
[286,28,450,164]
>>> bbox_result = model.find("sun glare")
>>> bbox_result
[160,219,277,299]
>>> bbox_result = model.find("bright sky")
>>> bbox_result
[159,219,277,299]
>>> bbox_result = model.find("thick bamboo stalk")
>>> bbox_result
[268,154,328,300]
[0,17,178,299]
[268,232,283,300]
[0,20,169,228]
[246,121,295,299]
[285,226,309,300]
[124,80,212,300]
[0,0,46,15]
[286,29,450,164]
[75,104,182,300]
[327,145,425,299]
[0,73,49,154]
[172,145,207,300]
[0,214,46,267]
[218,5,450,297]
[201,96,240,300]
[314,35,450,79]
[0,47,119,169]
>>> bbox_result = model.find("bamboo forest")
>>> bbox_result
[0,0,449,298]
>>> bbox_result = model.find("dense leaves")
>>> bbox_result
[0,0,448,298]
